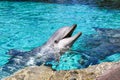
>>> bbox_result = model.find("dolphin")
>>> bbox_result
[1,24,82,75]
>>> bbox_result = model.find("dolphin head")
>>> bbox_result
[46,24,82,54]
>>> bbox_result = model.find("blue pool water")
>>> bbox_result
[0,1,120,78]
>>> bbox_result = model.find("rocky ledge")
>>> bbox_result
[4,62,120,80]
[97,0,120,9]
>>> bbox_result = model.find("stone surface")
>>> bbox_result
[96,62,120,80]
[97,0,120,8]
[4,65,54,80]
[4,62,120,80]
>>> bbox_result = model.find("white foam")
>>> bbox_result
[26,57,35,66]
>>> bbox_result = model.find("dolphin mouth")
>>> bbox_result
[63,24,82,39]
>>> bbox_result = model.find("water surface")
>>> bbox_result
[0,1,120,77]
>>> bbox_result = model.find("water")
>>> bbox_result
[0,1,120,78]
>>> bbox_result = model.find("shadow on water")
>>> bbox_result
[77,27,120,67]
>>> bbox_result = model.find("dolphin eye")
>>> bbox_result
[54,40,58,43]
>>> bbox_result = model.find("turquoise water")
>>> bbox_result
[0,1,120,72]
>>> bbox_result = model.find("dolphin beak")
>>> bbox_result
[69,24,82,42]
[63,24,82,39]
[71,24,77,30]
[59,24,82,47]
[63,24,77,38]
[69,32,82,43]
[69,24,77,35]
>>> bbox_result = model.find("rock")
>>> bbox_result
[50,0,120,8]
[4,62,120,80]
[4,65,54,80]
[97,0,120,9]
[96,62,120,80]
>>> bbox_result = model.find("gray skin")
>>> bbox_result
[1,24,82,74]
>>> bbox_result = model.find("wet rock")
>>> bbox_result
[47,0,120,8]
[97,0,120,9]
[96,62,120,80]
[4,65,54,80]
[4,62,120,80]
